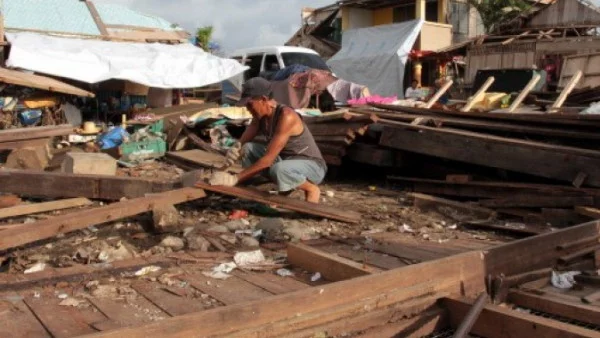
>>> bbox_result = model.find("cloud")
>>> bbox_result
[93,0,333,53]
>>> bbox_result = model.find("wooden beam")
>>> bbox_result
[0,170,177,200]
[379,125,600,187]
[78,251,485,338]
[195,182,361,223]
[444,297,600,338]
[410,192,496,221]
[558,244,600,264]
[425,80,453,109]
[287,243,377,282]
[508,74,541,113]
[0,188,206,252]
[84,0,109,36]
[462,77,495,112]
[0,125,73,143]
[508,290,600,326]
[480,196,595,208]
[484,221,600,277]
[0,198,92,220]
[576,206,600,219]
[549,70,583,112]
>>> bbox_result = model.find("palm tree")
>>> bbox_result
[466,0,531,33]
[195,26,214,52]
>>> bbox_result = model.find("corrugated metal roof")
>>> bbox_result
[3,0,101,35]
[95,3,178,31]
[3,0,181,36]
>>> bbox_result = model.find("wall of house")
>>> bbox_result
[341,7,373,30]
[373,8,393,26]
[528,0,600,28]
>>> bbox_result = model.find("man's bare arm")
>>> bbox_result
[239,118,260,145]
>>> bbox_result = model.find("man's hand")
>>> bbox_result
[209,171,238,187]
[224,141,242,167]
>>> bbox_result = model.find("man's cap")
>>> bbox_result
[237,77,272,106]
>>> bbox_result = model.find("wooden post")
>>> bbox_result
[549,70,582,113]
[84,0,109,36]
[425,79,453,109]
[508,74,541,113]
[438,0,448,23]
[461,77,495,112]
[416,0,426,20]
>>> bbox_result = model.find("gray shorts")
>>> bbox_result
[242,142,326,192]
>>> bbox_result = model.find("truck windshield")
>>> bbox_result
[281,52,329,70]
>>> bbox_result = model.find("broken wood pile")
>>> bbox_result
[303,110,379,166]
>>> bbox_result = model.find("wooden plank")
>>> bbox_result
[0,125,74,143]
[130,281,207,317]
[287,243,377,282]
[24,296,97,337]
[0,198,92,220]
[0,68,94,97]
[88,297,168,328]
[550,70,583,112]
[445,297,600,338]
[0,294,51,338]
[195,182,361,223]
[0,188,206,251]
[183,273,274,305]
[576,206,600,219]
[480,196,595,208]
[485,221,600,278]
[508,74,542,113]
[426,80,453,109]
[462,76,495,112]
[306,122,367,136]
[232,270,310,295]
[558,244,600,264]
[0,169,177,200]
[84,0,109,36]
[84,251,485,338]
[166,150,242,174]
[410,192,496,220]
[0,137,50,151]
[380,124,600,187]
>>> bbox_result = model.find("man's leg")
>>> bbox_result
[269,159,326,203]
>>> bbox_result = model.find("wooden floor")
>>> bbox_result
[0,234,500,338]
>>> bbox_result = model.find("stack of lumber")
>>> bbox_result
[304,110,379,166]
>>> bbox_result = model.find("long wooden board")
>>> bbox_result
[508,290,600,326]
[0,197,92,220]
[0,125,74,143]
[380,124,600,187]
[0,170,177,200]
[0,188,206,251]
[80,251,485,338]
[195,183,361,223]
[166,150,242,174]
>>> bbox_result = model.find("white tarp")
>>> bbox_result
[326,20,423,98]
[5,32,248,88]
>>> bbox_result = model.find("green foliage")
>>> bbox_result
[195,26,214,52]
[466,0,531,33]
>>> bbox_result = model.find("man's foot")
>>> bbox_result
[298,181,320,204]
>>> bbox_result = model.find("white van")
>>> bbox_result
[229,46,330,80]
[222,46,329,104]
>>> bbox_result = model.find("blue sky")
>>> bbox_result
[94,0,333,53]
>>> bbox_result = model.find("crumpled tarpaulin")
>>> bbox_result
[5,32,248,89]
[271,69,337,109]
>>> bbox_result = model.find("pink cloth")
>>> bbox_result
[348,95,397,105]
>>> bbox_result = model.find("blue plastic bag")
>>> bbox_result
[96,127,130,150]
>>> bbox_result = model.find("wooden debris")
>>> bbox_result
[0,188,206,251]
[409,192,496,221]
[287,243,377,282]
[195,182,361,223]
[5,146,50,170]
[0,197,92,220]
[508,290,600,325]
[0,194,21,209]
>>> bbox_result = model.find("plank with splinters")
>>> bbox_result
[183,273,274,305]
[24,296,98,338]
[0,293,51,338]
[195,183,361,223]
[131,281,207,317]
[0,198,92,220]
[232,270,310,294]
[0,188,206,252]
[287,243,377,282]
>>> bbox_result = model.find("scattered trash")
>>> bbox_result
[368,186,377,191]
[33,292,41,299]
[134,265,162,277]
[399,224,415,233]
[234,250,266,267]
[277,268,294,277]
[229,210,249,220]
[311,272,322,282]
[160,236,185,251]
[59,297,81,307]
[57,293,69,299]
[203,262,237,280]
[551,271,581,289]
[24,262,46,274]
[325,191,335,198]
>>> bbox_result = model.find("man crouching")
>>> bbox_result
[209,77,327,203]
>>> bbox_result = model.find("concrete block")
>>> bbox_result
[61,152,117,176]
